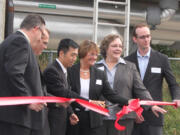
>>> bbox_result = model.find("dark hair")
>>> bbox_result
[78,40,99,59]
[20,14,45,30]
[100,34,123,59]
[57,38,79,57]
[132,23,150,37]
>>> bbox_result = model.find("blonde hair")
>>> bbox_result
[78,40,99,59]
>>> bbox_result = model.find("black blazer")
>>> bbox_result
[125,49,180,125]
[43,60,75,135]
[43,60,86,99]
[0,31,47,130]
[68,63,129,128]
[43,60,74,112]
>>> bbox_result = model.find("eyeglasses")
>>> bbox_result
[38,26,45,37]
[137,34,151,39]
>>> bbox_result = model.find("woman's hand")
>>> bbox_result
[135,114,144,123]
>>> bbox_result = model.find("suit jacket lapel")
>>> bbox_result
[133,52,140,73]
[89,66,95,99]
[74,63,81,94]
[142,49,153,83]
[54,60,69,88]
[39,65,47,95]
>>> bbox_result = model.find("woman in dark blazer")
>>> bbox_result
[66,40,130,135]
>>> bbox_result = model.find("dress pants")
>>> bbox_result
[0,121,48,135]
[48,107,67,135]
[101,119,134,135]
[132,122,163,135]
[66,111,102,135]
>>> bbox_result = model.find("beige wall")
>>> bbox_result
[0,0,6,43]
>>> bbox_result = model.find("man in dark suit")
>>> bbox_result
[43,39,80,135]
[0,14,49,135]
[125,23,180,135]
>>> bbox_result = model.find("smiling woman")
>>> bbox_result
[95,33,167,135]
[66,39,130,135]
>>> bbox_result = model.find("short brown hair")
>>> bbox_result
[78,40,99,59]
[132,23,150,37]
[100,34,123,59]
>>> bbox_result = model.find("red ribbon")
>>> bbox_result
[0,97,177,131]
[115,99,177,131]
[115,99,143,130]
[140,100,177,107]
[0,96,109,116]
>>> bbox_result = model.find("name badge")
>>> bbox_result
[151,67,161,73]
[98,66,104,71]
[96,79,102,85]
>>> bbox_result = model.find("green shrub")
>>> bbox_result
[163,60,180,135]
[151,45,180,135]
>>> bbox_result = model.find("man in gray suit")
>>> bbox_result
[0,14,48,135]
[125,23,180,135]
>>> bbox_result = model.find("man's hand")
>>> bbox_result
[28,103,47,112]
[135,114,144,124]
[69,113,79,125]
[173,100,180,107]
[151,105,167,117]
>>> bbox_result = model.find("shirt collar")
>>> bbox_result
[97,57,126,65]
[137,48,151,58]
[18,30,30,44]
[56,58,67,74]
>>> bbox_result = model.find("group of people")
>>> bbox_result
[0,14,180,135]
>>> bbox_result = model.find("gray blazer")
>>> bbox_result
[125,49,180,126]
[95,59,152,119]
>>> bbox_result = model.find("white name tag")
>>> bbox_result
[98,66,104,71]
[151,67,161,73]
[96,79,102,85]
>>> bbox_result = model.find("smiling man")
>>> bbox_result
[43,38,80,135]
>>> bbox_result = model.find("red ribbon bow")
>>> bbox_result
[115,99,177,131]
[115,99,143,130]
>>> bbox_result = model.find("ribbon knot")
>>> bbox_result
[115,99,143,131]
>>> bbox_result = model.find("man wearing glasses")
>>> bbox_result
[0,14,49,135]
[125,23,180,135]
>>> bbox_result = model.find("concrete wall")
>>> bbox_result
[0,0,6,43]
